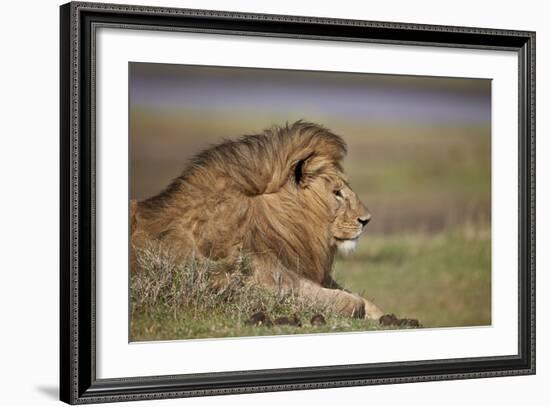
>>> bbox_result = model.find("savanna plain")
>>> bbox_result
[130,115,491,341]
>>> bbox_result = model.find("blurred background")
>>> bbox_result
[130,62,491,328]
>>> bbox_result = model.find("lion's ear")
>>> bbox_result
[293,153,315,188]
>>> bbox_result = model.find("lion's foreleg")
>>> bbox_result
[361,297,384,320]
[295,277,368,318]
[252,259,382,319]
[322,275,384,320]
[296,278,383,320]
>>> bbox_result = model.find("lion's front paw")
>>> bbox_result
[336,295,366,318]
[363,299,384,320]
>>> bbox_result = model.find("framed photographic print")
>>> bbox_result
[60,1,536,404]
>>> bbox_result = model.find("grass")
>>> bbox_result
[130,224,490,342]
[334,225,491,328]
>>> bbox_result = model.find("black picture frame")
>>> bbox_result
[60,1,536,404]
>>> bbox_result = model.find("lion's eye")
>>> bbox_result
[334,189,344,199]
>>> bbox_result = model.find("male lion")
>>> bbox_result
[131,121,384,320]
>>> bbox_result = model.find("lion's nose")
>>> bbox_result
[358,216,371,227]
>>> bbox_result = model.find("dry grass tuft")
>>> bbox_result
[131,241,336,325]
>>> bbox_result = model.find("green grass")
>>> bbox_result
[334,226,491,328]
[130,226,490,341]
[131,309,390,342]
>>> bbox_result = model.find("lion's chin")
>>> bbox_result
[336,239,357,255]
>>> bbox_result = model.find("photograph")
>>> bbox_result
[129,62,492,341]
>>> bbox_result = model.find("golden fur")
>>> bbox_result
[131,121,384,319]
